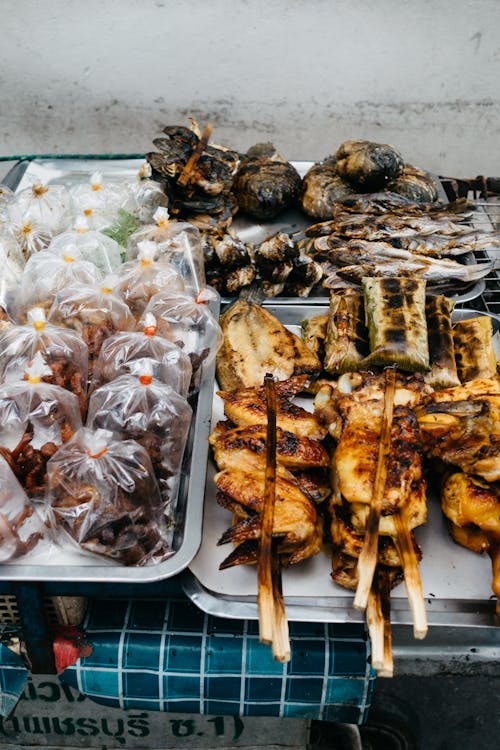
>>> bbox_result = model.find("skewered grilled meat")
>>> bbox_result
[216,299,321,390]
[299,157,356,219]
[218,377,327,440]
[234,143,301,220]
[386,164,438,203]
[441,472,500,616]
[416,380,500,483]
[215,469,322,566]
[335,140,404,192]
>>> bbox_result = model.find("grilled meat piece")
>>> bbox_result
[214,469,322,566]
[416,378,500,482]
[216,299,321,390]
[218,378,327,440]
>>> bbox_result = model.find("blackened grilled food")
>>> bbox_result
[234,143,301,220]
[335,140,404,192]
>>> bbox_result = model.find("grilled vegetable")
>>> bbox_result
[424,295,460,389]
[324,289,368,374]
[216,299,322,390]
[452,316,498,382]
[362,277,430,372]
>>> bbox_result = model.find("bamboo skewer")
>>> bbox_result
[257,374,290,661]
[394,512,428,639]
[354,367,397,611]
[366,571,384,672]
[379,569,394,678]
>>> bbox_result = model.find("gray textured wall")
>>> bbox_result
[1,0,499,175]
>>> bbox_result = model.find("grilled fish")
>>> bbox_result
[216,299,321,390]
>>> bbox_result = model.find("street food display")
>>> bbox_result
[0,126,498,671]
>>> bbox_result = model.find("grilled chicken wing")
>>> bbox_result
[218,379,327,440]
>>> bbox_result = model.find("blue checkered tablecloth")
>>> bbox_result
[61,597,375,723]
[0,644,29,717]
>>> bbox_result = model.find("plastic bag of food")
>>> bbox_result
[4,213,53,259]
[16,246,103,320]
[128,162,169,224]
[126,208,205,293]
[0,307,88,416]
[91,312,192,396]
[0,185,14,218]
[87,362,192,507]
[47,217,122,274]
[47,282,135,373]
[8,181,71,236]
[46,427,171,565]
[70,171,134,230]
[0,232,25,329]
[0,455,44,562]
[139,286,222,390]
[0,353,82,497]
[113,240,185,319]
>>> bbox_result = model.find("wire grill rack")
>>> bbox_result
[460,195,500,317]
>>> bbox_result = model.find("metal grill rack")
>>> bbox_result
[460,194,500,317]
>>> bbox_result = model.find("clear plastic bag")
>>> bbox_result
[0,353,82,498]
[47,282,135,373]
[0,455,44,562]
[8,181,71,236]
[128,163,169,224]
[46,427,171,565]
[113,240,185,319]
[47,218,123,274]
[16,246,103,320]
[0,232,25,328]
[0,308,89,416]
[4,214,53,259]
[87,363,192,508]
[70,171,134,230]
[91,312,192,396]
[126,208,205,293]
[0,185,14,218]
[139,287,222,390]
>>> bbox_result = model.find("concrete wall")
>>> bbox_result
[1,0,499,175]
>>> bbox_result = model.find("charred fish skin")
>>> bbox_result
[234,142,302,220]
[299,157,356,219]
[386,164,438,203]
[335,140,405,192]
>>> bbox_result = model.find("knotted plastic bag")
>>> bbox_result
[46,427,171,565]
[47,281,135,373]
[47,217,122,275]
[91,312,192,396]
[128,162,169,224]
[0,455,44,562]
[0,353,82,497]
[0,232,25,328]
[139,287,222,390]
[112,240,185,319]
[70,171,134,230]
[16,245,103,320]
[87,362,192,508]
[0,307,88,416]
[126,207,205,293]
[8,181,71,236]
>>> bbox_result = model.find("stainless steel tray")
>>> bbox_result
[0,157,216,582]
[183,302,500,626]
